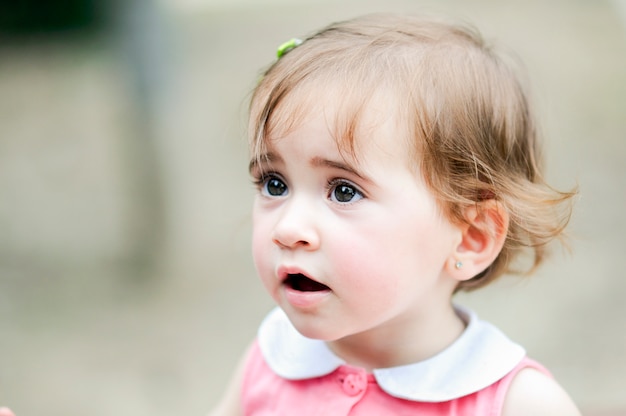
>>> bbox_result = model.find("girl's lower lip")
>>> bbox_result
[283,286,331,309]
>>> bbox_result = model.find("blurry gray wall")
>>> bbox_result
[0,0,625,415]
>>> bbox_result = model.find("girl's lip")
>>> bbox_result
[277,265,321,285]
[283,286,331,309]
[277,265,332,309]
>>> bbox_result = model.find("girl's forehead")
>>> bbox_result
[263,80,408,147]
[260,84,416,170]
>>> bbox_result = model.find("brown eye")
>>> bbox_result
[329,181,363,204]
[264,177,288,196]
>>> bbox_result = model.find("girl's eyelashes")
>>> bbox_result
[327,179,364,204]
[252,173,364,204]
[254,173,289,197]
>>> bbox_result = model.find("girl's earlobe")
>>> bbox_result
[449,201,509,281]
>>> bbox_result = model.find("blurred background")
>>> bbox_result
[0,0,624,415]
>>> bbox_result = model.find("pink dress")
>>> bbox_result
[241,307,551,415]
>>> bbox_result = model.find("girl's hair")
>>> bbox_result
[248,13,576,291]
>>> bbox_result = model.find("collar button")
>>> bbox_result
[341,372,366,396]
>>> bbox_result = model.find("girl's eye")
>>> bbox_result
[329,181,363,204]
[261,176,288,197]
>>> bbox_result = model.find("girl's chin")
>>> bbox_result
[282,309,346,341]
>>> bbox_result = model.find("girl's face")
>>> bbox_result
[250,97,463,346]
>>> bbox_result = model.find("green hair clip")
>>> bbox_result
[276,38,303,58]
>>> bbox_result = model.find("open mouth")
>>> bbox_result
[284,273,330,292]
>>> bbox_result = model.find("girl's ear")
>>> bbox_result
[447,200,509,282]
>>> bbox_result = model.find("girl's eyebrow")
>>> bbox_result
[248,152,283,173]
[310,156,371,183]
[249,153,371,183]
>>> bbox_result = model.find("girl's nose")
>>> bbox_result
[271,200,320,250]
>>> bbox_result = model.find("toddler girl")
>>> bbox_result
[211,13,580,415]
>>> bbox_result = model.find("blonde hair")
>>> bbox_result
[248,13,576,291]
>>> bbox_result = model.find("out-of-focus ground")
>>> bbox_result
[0,0,625,415]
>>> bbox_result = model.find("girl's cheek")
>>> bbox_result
[251,223,274,280]
[251,230,266,266]
[251,210,267,253]
[332,240,377,282]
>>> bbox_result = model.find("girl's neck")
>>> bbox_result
[326,301,466,372]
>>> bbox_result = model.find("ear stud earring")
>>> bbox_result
[455,261,463,269]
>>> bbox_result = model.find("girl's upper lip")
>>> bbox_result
[278,266,315,282]
[278,265,332,293]
[277,265,319,283]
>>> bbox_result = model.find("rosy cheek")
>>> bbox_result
[332,238,388,288]
[251,215,263,246]
[251,228,268,270]
[251,207,268,260]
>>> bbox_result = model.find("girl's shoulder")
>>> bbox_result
[501,367,581,416]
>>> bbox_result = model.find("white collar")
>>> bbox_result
[257,306,526,402]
